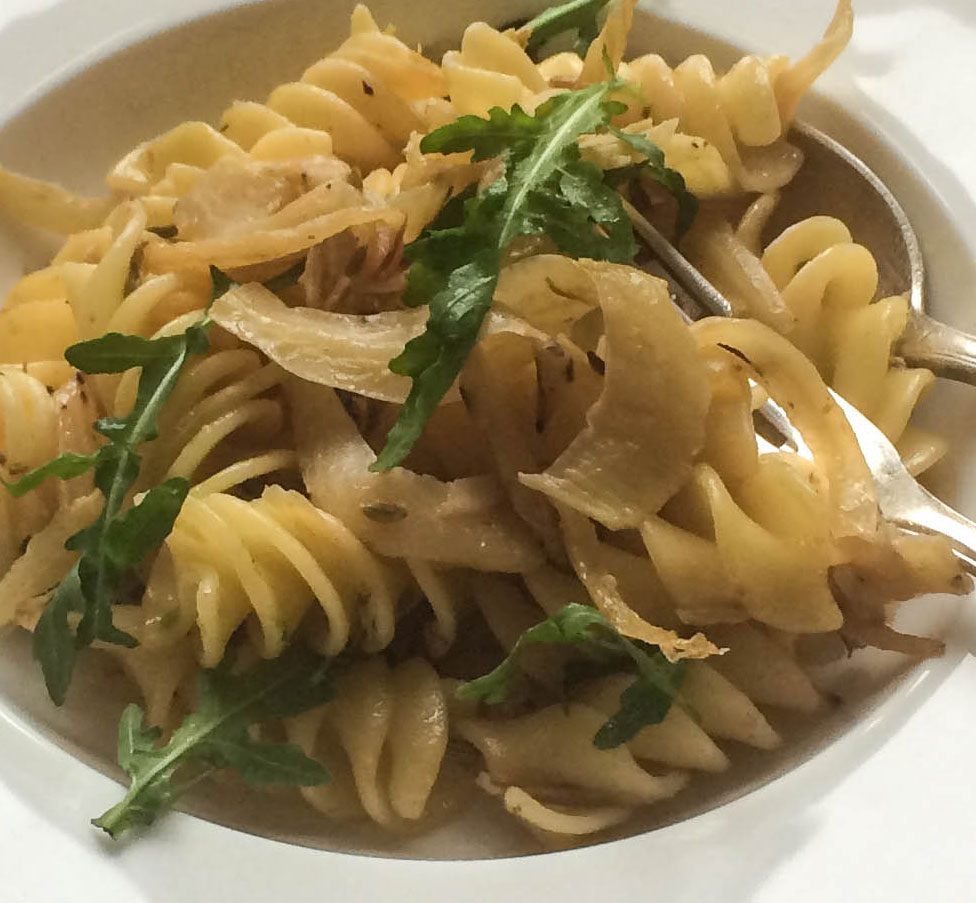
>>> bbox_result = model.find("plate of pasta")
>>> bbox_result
[1,0,976,899]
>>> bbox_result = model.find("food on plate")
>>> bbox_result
[0,0,966,848]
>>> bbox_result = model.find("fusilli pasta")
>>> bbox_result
[0,0,965,854]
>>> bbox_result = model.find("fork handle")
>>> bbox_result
[894,484,976,576]
[898,311,976,385]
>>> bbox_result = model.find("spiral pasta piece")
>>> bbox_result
[439,1,850,197]
[458,703,688,806]
[761,215,941,461]
[685,205,946,476]
[128,347,292,494]
[0,292,77,378]
[625,0,851,193]
[285,655,448,825]
[42,202,298,493]
[467,572,826,837]
[0,366,58,478]
[138,485,402,667]
[98,632,198,729]
[105,5,444,237]
[0,365,101,571]
[442,22,548,118]
[482,571,820,759]
[443,15,731,197]
[637,322,964,655]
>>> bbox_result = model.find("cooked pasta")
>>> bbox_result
[684,203,947,474]
[135,485,403,667]
[0,0,968,852]
[285,655,448,825]
[0,367,98,574]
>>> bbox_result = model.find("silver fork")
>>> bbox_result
[829,391,976,575]
[626,208,976,578]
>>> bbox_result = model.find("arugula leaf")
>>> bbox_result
[65,330,208,374]
[373,77,698,471]
[373,82,638,471]
[420,105,543,160]
[592,672,681,749]
[3,453,97,498]
[523,0,613,58]
[32,563,85,704]
[101,478,192,570]
[610,127,699,238]
[458,603,607,704]
[457,603,686,749]
[5,268,233,705]
[497,86,621,248]
[381,253,500,467]
[93,646,334,839]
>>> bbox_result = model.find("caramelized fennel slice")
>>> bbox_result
[213,282,546,404]
[521,261,710,530]
[288,377,544,572]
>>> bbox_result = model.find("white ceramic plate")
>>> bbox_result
[2,1,976,900]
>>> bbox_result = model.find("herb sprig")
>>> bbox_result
[94,647,334,839]
[5,268,233,705]
[457,604,686,749]
[522,0,613,58]
[610,127,698,237]
[373,79,695,470]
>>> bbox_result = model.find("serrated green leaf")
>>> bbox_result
[93,647,334,839]
[101,478,191,570]
[557,159,638,259]
[206,736,328,786]
[498,84,614,248]
[18,268,234,705]
[610,127,699,238]
[457,603,612,703]
[3,452,97,498]
[458,603,686,749]
[592,669,684,749]
[31,563,85,706]
[93,704,194,838]
[420,105,542,160]
[374,251,499,471]
[523,0,612,59]
[65,332,192,374]
[116,703,163,772]
[374,79,641,471]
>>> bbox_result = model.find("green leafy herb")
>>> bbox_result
[373,81,637,470]
[372,72,698,471]
[4,453,99,498]
[610,127,698,237]
[93,646,334,839]
[457,603,686,749]
[592,671,682,750]
[5,268,233,705]
[523,0,613,58]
